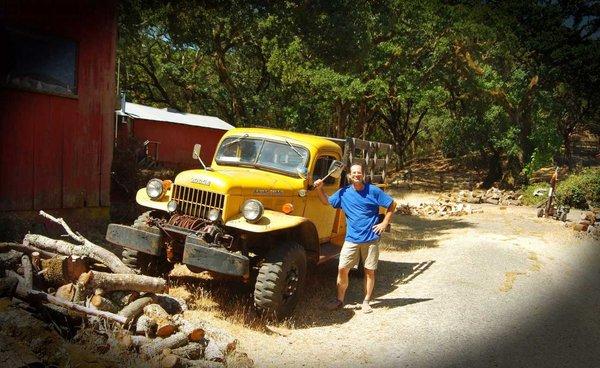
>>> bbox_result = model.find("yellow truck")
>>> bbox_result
[107,127,392,318]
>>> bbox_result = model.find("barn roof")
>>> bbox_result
[117,101,234,131]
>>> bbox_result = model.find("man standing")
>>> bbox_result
[314,164,396,313]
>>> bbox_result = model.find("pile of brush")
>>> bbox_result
[0,211,237,368]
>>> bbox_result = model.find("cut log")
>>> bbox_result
[136,314,158,337]
[171,342,205,360]
[160,354,180,368]
[24,233,134,274]
[11,283,127,324]
[140,331,188,357]
[64,255,89,282]
[41,256,67,286]
[21,255,33,290]
[91,293,119,313]
[78,270,167,293]
[118,296,154,324]
[174,317,205,342]
[55,283,76,302]
[144,303,177,337]
[204,339,226,362]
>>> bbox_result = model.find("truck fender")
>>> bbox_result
[135,188,170,212]
[225,210,319,264]
[225,210,309,233]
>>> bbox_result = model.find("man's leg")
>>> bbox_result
[337,267,350,302]
[361,241,379,313]
[363,268,375,301]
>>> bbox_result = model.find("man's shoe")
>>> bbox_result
[361,300,373,314]
[326,299,344,311]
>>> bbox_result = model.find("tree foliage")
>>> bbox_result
[118,0,600,187]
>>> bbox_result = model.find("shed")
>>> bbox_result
[116,101,234,168]
[0,0,117,213]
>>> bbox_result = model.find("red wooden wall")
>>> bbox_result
[0,0,116,211]
[131,119,227,169]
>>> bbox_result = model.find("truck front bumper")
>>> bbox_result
[106,223,162,256]
[183,235,249,278]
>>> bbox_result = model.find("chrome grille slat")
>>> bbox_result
[171,184,225,220]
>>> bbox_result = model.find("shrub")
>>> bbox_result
[555,168,600,209]
[521,182,551,206]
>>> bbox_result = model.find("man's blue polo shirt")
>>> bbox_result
[328,182,394,243]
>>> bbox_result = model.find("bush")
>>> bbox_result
[555,168,600,209]
[521,182,551,206]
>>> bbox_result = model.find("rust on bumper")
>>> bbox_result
[183,235,249,277]
[105,223,162,256]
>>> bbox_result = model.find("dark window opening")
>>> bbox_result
[1,27,78,97]
[313,155,337,185]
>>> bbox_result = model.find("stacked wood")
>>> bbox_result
[0,211,238,367]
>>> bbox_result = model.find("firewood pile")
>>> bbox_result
[0,211,238,368]
[567,210,600,238]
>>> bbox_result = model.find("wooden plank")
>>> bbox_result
[0,91,36,210]
[34,96,69,210]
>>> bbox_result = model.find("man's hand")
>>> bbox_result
[372,221,388,235]
[313,178,324,190]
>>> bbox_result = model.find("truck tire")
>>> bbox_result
[121,212,170,276]
[254,241,306,320]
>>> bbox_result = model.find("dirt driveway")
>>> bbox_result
[218,192,600,368]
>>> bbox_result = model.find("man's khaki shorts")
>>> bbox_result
[338,240,380,270]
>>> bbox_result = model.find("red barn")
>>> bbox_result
[117,101,234,168]
[0,1,116,237]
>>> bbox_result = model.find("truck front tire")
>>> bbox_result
[121,212,170,276]
[254,241,306,320]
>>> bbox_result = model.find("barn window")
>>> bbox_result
[1,27,78,97]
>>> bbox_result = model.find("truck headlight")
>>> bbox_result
[146,179,164,199]
[167,200,178,213]
[241,199,264,223]
[207,208,220,222]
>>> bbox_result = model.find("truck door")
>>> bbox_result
[302,154,340,243]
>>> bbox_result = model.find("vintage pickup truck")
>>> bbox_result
[107,127,392,318]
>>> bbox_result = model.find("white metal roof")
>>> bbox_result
[117,101,234,131]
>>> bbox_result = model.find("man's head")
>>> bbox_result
[348,164,364,185]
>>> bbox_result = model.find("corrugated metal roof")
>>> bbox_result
[117,101,234,131]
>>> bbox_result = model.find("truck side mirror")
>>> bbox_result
[192,144,202,159]
[327,160,344,179]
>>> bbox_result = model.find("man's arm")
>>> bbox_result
[313,179,330,205]
[372,200,397,235]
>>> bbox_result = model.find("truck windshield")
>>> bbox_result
[215,136,309,176]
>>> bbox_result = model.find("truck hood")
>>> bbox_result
[174,167,303,196]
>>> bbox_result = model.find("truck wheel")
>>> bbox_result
[121,212,170,276]
[254,242,306,320]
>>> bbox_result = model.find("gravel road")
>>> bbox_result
[231,194,600,368]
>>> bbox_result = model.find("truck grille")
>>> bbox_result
[171,184,225,219]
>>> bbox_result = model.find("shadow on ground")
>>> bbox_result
[171,256,436,331]
[381,212,474,251]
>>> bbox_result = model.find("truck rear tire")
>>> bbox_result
[121,212,170,276]
[254,241,306,320]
